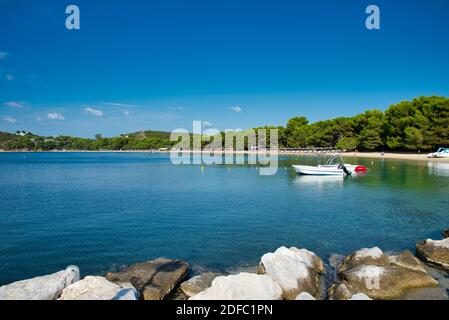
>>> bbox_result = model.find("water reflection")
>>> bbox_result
[293,175,344,186]
[427,162,449,177]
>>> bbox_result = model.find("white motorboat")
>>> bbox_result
[427,147,449,158]
[292,154,366,176]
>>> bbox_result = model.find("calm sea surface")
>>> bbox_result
[1,152,449,284]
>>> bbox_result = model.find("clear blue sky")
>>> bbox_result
[1,0,449,138]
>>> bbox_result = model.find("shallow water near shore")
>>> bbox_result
[1,152,449,285]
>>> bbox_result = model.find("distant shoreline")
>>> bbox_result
[1,149,449,162]
[341,151,449,162]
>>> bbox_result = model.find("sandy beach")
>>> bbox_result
[2,149,449,162]
[340,151,449,162]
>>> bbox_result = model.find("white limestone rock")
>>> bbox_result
[189,273,283,300]
[349,293,372,300]
[295,292,316,300]
[354,247,384,260]
[58,276,139,300]
[259,246,323,299]
[0,266,79,300]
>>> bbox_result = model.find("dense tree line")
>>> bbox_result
[280,96,449,151]
[0,131,175,151]
[0,96,448,152]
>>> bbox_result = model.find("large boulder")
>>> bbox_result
[416,238,449,272]
[58,276,138,300]
[0,266,79,300]
[189,273,283,300]
[340,264,438,299]
[106,258,188,300]
[259,246,324,300]
[180,272,224,298]
[329,248,439,300]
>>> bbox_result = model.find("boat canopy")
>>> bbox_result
[325,154,345,166]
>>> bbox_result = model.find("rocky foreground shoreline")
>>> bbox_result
[1,229,448,300]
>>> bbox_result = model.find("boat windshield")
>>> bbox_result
[325,154,344,166]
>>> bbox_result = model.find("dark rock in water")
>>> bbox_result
[438,278,449,291]
[443,229,449,239]
[423,264,448,280]
[180,272,224,298]
[167,286,188,300]
[416,238,449,272]
[329,254,345,269]
[106,258,188,300]
[327,254,345,283]
[328,282,354,300]
[327,282,372,300]
[322,254,345,299]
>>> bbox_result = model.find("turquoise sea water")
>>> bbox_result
[1,152,449,285]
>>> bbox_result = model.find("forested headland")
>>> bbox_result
[1,96,448,152]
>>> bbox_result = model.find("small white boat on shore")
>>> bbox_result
[427,147,449,158]
[292,155,366,176]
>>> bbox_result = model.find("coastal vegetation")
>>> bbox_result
[0,130,174,151]
[283,96,449,151]
[1,96,448,152]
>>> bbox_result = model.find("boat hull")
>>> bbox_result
[292,164,361,176]
[293,165,343,175]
